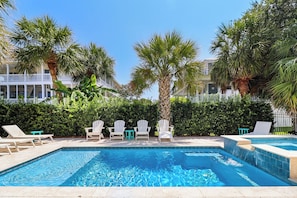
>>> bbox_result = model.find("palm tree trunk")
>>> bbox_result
[158,75,171,121]
[221,84,227,94]
[236,78,249,97]
[47,53,62,101]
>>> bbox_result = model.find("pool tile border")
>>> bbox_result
[1,137,297,197]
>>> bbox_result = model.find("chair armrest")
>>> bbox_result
[169,126,174,132]
[134,127,138,132]
[85,127,92,133]
[147,127,151,132]
[108,127,115,133]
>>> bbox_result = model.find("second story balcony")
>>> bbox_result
[0,74,114,89]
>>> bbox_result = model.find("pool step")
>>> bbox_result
[238,144,255,151]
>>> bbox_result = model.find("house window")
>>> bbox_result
[203,62,214,75]
[0,85,7,98]
[44,70,50,74]
[27,85,34,98]
[208,84,218,94]
[44,84,51,98]
[207,63,213,74]
[35,85,42,98]
[18,85,24,98]
[9,85,16,98]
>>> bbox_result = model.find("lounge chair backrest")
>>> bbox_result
[2,125,26,137]
[137,120,148,132]
[253,121,272,135]
[114,120,125,132]
[92,120,104,133]
[158,119,169,132]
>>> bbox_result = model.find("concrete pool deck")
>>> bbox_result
[0,136,297,198]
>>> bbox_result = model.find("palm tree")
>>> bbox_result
[210,60,231,94]
[0,0,14,64]
[72,42,115,83]
[211,17,263,97]
[269,21,297,132]
[10,16,82,100]
[132,31,201,121]
[269,58,297,132]
[210,24,232,94]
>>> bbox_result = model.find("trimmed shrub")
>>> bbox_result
[0,97,273,137]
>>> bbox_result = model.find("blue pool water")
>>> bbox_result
[247,138,297,151]
[0,147,290,187]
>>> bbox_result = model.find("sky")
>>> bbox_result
[7,0,255,99]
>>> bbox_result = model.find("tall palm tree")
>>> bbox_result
[211,16,263,97]
[132,31,201,121]
[10,16,82,100]
[0,0,14,64]
[210,24,232,94]
[269,20,297,132]
[210,60,231,94]
[72,42,115,83]
[269,58,297,132]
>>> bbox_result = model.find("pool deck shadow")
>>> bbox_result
[1,136,297,198]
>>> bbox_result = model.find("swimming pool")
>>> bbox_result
[247,137,297,151]
[0,147,290,187]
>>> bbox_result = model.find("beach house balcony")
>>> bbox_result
[0,72,115,103]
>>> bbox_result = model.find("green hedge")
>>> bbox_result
[0,98,273,137]
[171,98,274,136]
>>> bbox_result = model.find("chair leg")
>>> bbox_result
[31,140,36,147]
[38,137,43,145]
[6,145,12,155]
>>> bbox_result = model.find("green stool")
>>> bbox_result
[238,128,249,135]
[125,129,134,140]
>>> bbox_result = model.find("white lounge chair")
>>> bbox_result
[85,120,104,141]
[0,136,35,151]
[248,121,272,135]
[108,120,126,140]
[157,119,174,142]
[134,120,151,140]
[0,143,12,155]
[2,125,54,144]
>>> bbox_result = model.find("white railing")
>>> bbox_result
[189,93,242,103]
[0,74,115,91]
[0,74,52,83]
[0,74,114,87]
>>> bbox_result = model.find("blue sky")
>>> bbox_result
[7,0,254,99]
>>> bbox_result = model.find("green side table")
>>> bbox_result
[238,128,249,135]
[31,130,43,135]
[125,129,134,140]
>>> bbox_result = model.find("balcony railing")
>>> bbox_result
[0,74,52,83]
[0,74,114,89]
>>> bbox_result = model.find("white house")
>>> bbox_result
[172,58,239,101]
[0,60,117,103]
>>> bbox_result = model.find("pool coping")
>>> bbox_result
[1,137,297,197]
[222,135,297,157]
